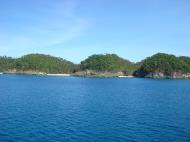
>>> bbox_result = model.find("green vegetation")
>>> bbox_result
[0,53,190,78]
[179,56,190,72]
[15,54,76,73]
[135,53,190,76]
[0,56,15,72]
[0,54,76,73]
[80,54,138,75]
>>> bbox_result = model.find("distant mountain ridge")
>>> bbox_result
[0,53,190,78]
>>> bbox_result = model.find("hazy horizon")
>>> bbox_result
[1,0,190,63]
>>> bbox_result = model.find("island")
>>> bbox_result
[134,53,190,79]
[0,53,190,79]
[73,54,138,77]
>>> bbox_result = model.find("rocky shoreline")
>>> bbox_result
[1,69,133,78]
[134,70,190,79]
[1,69,190,79]
[72,70,128,77]
[1,53,190,79]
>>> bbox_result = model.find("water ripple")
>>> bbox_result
[0,75,190,141]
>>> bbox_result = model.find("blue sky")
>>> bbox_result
[0,0,190,63]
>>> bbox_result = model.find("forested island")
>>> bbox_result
[0,53,190,79]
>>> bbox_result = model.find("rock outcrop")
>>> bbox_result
[73,70,127,77]
[134,70,190,79]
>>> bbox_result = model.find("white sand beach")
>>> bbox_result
[46,74,71,77]
[118,75,134,78]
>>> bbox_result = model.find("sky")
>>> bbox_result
[0,0,190,63]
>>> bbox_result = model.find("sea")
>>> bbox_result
[0,75,190,142]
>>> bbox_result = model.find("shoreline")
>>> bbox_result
[0,72,189,79]
[118,75,134,78]
[46,74,71,77]
[1,72,135,78]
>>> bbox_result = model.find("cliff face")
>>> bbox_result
[134,70,190,79]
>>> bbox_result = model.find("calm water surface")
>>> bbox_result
[0,75,190,142]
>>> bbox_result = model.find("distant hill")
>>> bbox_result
[0,53,190,78]
[15,54,76,73]
[80,54,138,75]
[134,53,190,78]
[0,54,76,74]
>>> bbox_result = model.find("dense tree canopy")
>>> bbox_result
[0,53,190,77]
[80,54,138,74]
[0,56,15,72]
[0,54,76,73]
[136,53,190,75]
[179,56,190,72]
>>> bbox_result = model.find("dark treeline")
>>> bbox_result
[0,53,190,77]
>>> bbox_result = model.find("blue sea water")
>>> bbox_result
[0,75,190,142]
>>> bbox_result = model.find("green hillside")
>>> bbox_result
[15,54,76,73]
[134,53,190,77]
[0,54,76,73]
[0,53,190,77]
[80,54,138,75]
